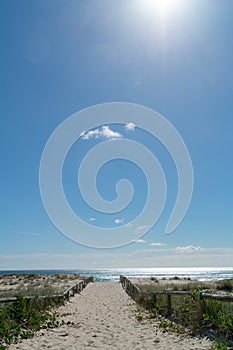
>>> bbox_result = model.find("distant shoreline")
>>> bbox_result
[0,267,233,282]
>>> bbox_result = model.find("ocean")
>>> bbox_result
[0,267,233,282]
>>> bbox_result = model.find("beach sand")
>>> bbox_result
[8,282,213,350]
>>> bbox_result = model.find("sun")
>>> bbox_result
[142,0,181,18]
[158,0,174,15]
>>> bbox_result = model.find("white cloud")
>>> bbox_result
[135,225,148,233]
[0,253,48,259]
[81,126,122,140]
[88,217,96,222]
[125,122,136,131]
[133,239,145,243]
[17,231,40,236]
[175,246,203,254]
[150,242,166,247]
[1,248,233,269]
[114,218,123,224]
[79,131,87,138]
[101,126,122,139]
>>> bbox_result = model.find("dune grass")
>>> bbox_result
[0,295,64,349]
[134,279,233,347]
[0,274,82,348]
[0,286,60,299]
[0,273,82,299]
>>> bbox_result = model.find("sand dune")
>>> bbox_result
[9,282,213,349]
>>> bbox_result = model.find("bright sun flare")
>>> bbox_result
[143,0,180,18]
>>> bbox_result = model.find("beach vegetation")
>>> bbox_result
[0,274,91,347]
[0,273,83,299]
[0,285,60,299]
[136,313,143,322]
[211,339,228,350]
[136,280,214,293]
[0,294,63,347]
[158,320,174,330]
[216,279,233,293]
[133,307,144,322]
[150,277,158,282]
[0,273,88,347]
[134,280,233,345]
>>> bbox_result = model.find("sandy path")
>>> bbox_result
[9,282,213,350]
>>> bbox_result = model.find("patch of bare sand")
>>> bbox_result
[9,282,213,350]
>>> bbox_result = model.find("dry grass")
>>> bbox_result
[0,274,82,298]
[135,279,216,293]
[133,278,233,346]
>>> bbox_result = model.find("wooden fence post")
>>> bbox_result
[167,294,172,316]
[152,293,157,306]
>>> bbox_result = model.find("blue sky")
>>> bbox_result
[1,0,233,269]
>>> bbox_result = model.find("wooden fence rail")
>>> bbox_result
[120,275,140,300]
[0,276,94,304]
[200,292,233,303]
[144,291,191,316]
[120,275,233,316]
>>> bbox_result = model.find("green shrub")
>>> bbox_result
[216,279,233,293]
[150,277,158,282]
[0,295,63,347]
[211,339,228,350]
[134,282,233,344]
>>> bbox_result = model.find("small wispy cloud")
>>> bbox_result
[17,231,40,236]
[125,122,136,131]
[175,246,203,254]
[150,242,166,247]
[80,126,122,140]
[135,225,148,233]
[88,217,96,222]
[133,239,145,243]
[114,218,123,224]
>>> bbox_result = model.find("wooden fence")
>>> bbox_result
[120,275,141,300]
[200,291,233,303]
[120,275,233,316]
[0,276,94,304]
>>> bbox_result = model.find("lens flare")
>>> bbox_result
[142,0,181,18]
